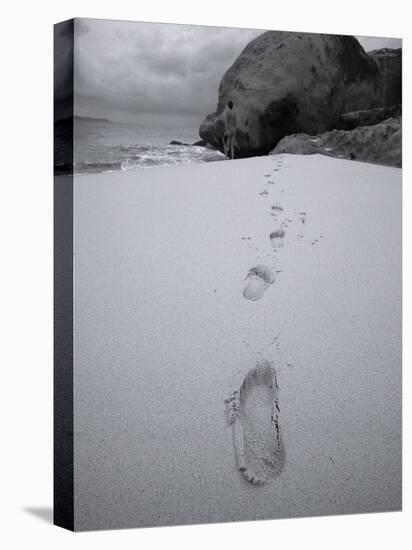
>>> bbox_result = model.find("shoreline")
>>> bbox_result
[58,143,402,176]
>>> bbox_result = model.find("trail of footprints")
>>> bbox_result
[242,159,323,302]
[242,161,288,302]
[227,156,323,485]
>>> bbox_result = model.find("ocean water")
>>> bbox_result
[58,118,225,174]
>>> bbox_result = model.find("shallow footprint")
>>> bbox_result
[243,265,275,301]
[225,361,285,485]
[270,229,285,248]
[270,204,283,217]
[298,211,307,224]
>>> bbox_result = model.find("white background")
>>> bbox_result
[0,0,409,547]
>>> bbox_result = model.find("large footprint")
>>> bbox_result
[243,265,275,301]
[225,361,285,484]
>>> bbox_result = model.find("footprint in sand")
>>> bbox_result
[270,204,283,217]
[225,361,285,485]
[270,229,285,248]
[298,211,307,224]
[243,265,275,301]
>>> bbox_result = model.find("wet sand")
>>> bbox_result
[72,154,401,530]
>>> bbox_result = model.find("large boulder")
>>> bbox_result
[200,32,381,157]
[270,116,401,168]
[369,48,402,107]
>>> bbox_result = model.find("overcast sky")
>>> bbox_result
[71,19,401,127]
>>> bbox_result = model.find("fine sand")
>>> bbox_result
[225,361,285,484]
[72,154,401,530]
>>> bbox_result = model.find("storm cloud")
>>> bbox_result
[70,18,401,127]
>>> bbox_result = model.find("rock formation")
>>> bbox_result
[270,116,401,168]
[338,104,401,130]
[200,32,382,157]
[369,48,402,107]
[192,139,208,147]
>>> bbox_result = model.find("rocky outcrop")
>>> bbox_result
[338,104,401,130]
[200,32,381,157]
[192,139,208,147]
[369,48,402,107]
[270,117,401,167]
[169,140,190,146]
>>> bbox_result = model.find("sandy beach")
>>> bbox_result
[72,154,401,530]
